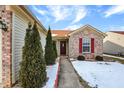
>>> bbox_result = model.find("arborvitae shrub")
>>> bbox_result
[53,41,57,58]
[19,23,46,88]
[45,27,56,65]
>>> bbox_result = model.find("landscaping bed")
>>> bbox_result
[43,57,60,88]
[71,59,124,88]
[13,58,60,88]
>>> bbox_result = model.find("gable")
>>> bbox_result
[69,24,106,38]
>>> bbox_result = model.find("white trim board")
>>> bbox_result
[0,29,2,83]
[12,13,15,84]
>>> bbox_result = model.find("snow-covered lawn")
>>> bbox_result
[72,60,124,88]
[43,62,59,88]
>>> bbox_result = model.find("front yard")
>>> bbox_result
[71,59,124,88]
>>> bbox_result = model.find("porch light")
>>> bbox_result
[0,17,8,31]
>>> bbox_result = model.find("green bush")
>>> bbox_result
[53,41,57,58]
[77,55,85,60]
[19,23,46,88]
[45,26,56,65]
[95,56,103,61]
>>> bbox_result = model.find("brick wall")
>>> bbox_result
[0,6,12,87]
[0,6,5,11]
[69,27,103,60]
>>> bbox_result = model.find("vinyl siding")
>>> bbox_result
[103,32,124,55]
[12,13,28,84]
[11,6,46,84]
[40,31,46,54]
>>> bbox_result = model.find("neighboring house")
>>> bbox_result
[0,5,47,87]
[103,31,124,56]
[52,25,106,60]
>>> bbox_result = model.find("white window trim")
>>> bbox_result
[82,37,91,53]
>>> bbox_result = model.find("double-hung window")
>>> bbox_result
[83,37,91,53]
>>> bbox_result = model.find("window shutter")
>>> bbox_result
[79,38,82,53]
[91,38,94,53]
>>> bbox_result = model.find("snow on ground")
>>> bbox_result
[43,62,59,88]
[72,60,124,88]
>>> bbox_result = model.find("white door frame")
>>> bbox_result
[0,29,2,83]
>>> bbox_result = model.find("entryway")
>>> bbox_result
[60,41,66,55]
[0,30,2,83]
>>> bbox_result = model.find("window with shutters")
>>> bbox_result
[83,37,91,53]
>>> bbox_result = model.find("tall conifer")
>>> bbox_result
[45,26,56,65]
[53,41,57,58]
[19,23,46,88]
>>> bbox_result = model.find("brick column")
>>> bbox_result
[0,8,12,87]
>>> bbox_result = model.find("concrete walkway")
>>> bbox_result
[58,56,83,88]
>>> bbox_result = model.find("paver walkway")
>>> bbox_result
[58,56,83,88]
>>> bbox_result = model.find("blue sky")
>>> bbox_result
[27,5,124,32]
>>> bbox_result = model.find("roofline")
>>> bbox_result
[109,31,124,35]
[69,24,107,37]
[52,36,69,40]
[51,30,72,31]
[19,5,47,35]
[110,31,124,32]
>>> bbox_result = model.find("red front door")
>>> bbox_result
[60,41,66,55]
